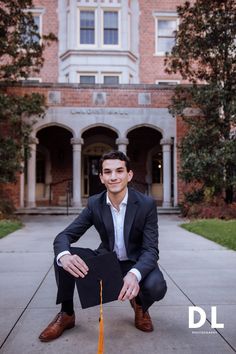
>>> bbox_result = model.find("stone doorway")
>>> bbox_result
[82,126,118,199]
[34,126,73,206]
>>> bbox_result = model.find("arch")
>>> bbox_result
[127,126,163,200]
[81,123,119,137]
[35,122,75,137]
[125,123,163,137]
[81,126,117,197]
[34,125,73,206]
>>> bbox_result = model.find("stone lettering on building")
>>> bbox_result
[71,108,129,116]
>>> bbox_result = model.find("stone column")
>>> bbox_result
[160,138,173,208]
[173,138,178,207]
[116,137,129,155]
[27,137,38,208]
[20,166,24,208]
[71,138,84,207]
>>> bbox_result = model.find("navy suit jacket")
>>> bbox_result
[53,187,159,279]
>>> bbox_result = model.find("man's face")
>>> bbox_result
[99,159,133,195]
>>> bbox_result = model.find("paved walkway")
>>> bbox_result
[0,215,235,354]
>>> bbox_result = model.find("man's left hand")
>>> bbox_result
[118,272,140,301]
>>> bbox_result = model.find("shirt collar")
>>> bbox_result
[106,188,128,207]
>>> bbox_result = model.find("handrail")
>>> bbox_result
[49,179,73,215]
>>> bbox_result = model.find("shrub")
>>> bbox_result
[180,201,236,220]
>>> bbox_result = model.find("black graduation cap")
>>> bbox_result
[75,252,124,309]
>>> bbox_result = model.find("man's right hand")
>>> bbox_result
[59,254,89,278]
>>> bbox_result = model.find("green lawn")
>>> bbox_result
[0,219,23,239]
[181,219,236,251]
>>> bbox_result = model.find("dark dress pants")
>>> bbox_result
[54,247,167,312]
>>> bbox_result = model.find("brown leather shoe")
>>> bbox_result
[130,298,153,332]
[39,312,75,342]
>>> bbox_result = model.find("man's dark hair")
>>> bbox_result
[99,150,131,174]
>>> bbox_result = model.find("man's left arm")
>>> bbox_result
[131,199,159,279]
[119,199,159,301]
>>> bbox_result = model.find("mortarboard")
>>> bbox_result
[75,251,124,309]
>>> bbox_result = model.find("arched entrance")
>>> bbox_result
[35,126,73,206]
[81,127,118,200]
[127,127,164,205]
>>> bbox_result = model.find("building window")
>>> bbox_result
[155,17,177,55]
[80,10,95,44]
[32,15,41,43]
[103,11,118,45]
[79,75,96,84]
[156,80,180,86]
[21,12,42,45]
[103,75,119,85]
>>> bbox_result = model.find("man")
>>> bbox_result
[39,150,167,342]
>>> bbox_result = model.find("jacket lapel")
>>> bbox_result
[101,201,115,251]
[124,189,139,250]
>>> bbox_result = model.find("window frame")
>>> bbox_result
[156,79,180,86]
[78,8,97,48]
[102,73,120,85]
[23,9,43,45]
[78,72,98,84]
[101,9,120,48]
[154,14,178,56]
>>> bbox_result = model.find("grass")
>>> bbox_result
[0,219,23,239]
[181,219,236,251]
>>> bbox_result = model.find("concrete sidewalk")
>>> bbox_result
[0,215,235,354]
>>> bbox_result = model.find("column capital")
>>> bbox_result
[70,138,84,145]
[160,138,173,146]
[116,137,129,145]
[29,137,39,145]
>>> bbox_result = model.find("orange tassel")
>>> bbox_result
[97,280,104,354]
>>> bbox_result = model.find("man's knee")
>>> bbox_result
[141,268,167,301]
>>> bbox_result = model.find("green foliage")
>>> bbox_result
[184,187,204,204]
[0,92,46,182]
[165,0,236,203]
[0,193,15,215]
[181,219,236,250]
[0,0,56,81]
[0,0,56,185]
[0,219,23,239]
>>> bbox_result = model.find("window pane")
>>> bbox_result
[80,11,95,44]
[104,29,118,44]
[21,15,40,44]
[80,76,95,84]
[32,15,40,43]
[104,11,118,45]
[104,76,119,84]
[80,29,94,44]
[104,12,118,28]
[157,81,178,86]
[157,19,177,53]
[158,20,177,36]
[158,37,175,52]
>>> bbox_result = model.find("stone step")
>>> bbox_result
[15,206,180,215]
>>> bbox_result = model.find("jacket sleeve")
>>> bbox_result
[53,204,93,257]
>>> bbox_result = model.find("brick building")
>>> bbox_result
[6,0,187,211]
